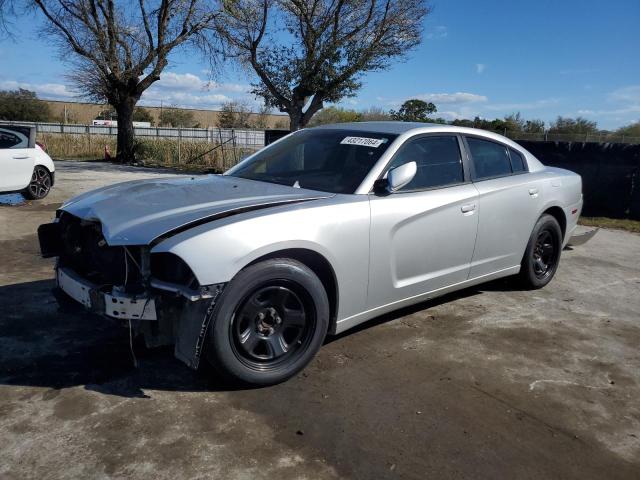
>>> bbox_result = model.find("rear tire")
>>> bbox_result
[23,166,52,200]
[519,214,562,289]
[205,258,329,386]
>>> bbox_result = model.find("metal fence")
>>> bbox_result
[0,120,266,148]
[488,129,640,145]
[3,120,639,146]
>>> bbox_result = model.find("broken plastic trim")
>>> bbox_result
[568,228,599,246]
[150,278,221,301]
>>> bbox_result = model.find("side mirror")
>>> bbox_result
[387,161,417,192]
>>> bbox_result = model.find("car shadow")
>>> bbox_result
[0,277,519,398]
[0,279,244,398]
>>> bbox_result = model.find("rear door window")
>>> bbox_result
[466,137,512,180]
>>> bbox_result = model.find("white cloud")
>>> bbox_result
[378,92,488,110]
[0,72,253,110]
[416,92,488,104]
[607,85,640,103]
[475,63,486,74]
[152,72,250,95]
[0,80,76,99]
[483,98,560,111]
[426,26,448,39]
[142,72,254,108]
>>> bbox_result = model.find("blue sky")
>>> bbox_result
[0,0,638,129]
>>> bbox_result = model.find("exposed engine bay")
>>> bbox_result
[38,211,225,369]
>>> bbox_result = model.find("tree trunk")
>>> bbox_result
[288,108,303,131]
[114,97,137,163]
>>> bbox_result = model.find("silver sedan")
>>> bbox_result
[38,122,583,385]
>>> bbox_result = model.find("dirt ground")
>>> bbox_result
[1,161,639,479]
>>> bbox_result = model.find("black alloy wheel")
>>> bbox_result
[24,166,52,199]
[532,229,558,280]
[520,214,562,289]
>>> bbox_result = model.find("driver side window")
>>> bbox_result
[387,135,464,191]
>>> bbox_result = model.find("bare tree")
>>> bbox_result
[0,0,14,38]
[31,0,218,161]
[216,0,428,131]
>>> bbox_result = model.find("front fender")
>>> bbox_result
[151,196,371,322]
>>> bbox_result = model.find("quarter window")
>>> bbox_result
[387,136,464,191]
[509,148,527,173]
[0,130,23,149]
[466,137,512,180]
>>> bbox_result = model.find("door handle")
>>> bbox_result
[12,155,30,159]
[529,188,539,197]
[461,203,476,213]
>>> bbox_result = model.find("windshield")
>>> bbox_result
[226,129,398,194]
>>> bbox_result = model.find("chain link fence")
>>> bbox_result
[0,120,267,171]
[490,129,640,145]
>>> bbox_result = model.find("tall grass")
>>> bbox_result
[39,133,117,160]
[37,133,256,173]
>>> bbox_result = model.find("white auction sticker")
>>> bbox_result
[340,136,386,148]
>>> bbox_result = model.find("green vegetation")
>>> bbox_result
[38,133,251,173]
[0,89,51,122]
[615,121,640,137]
[217,101,252,129]
[309,106,362,126]
[390,99,437,123]
[158,106,196,128]
[579,217,640,234]
[133,108,154,125]
[548,116,598,135]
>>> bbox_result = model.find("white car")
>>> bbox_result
[0,125,55,199]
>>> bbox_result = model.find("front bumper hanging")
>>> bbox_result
[57,267,158,320]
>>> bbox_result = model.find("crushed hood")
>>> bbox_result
[60,174,331,245]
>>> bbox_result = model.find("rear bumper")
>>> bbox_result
[563,195,583,247]
[56,267,158,321]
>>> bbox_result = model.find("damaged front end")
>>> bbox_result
[38,212,225,369]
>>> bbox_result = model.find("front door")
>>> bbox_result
[367,134,479,310]
[0,127,33,191]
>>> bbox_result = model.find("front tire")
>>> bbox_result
[519,214,562,289]
[206,258,329,386]
[23,166,52,200]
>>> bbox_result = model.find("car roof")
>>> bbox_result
[310,121,441,135]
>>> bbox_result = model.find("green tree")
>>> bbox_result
[504,112,525,132]
[309,106,361,126]
[524,119,545,133]
[390,99,437,122]
[159,106,195,128]
[359,106,391,122]
[216,0,429,130]
[615,121,640,138]
[217,101,251,129]
[549,116,598,135]
[0,89,51,121]
[133,108,154,125]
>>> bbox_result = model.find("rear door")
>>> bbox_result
[368,134,479,309]
[464,136,543,278]
[0,127,34,191]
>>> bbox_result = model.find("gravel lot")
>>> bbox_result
[1,161,639,479]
